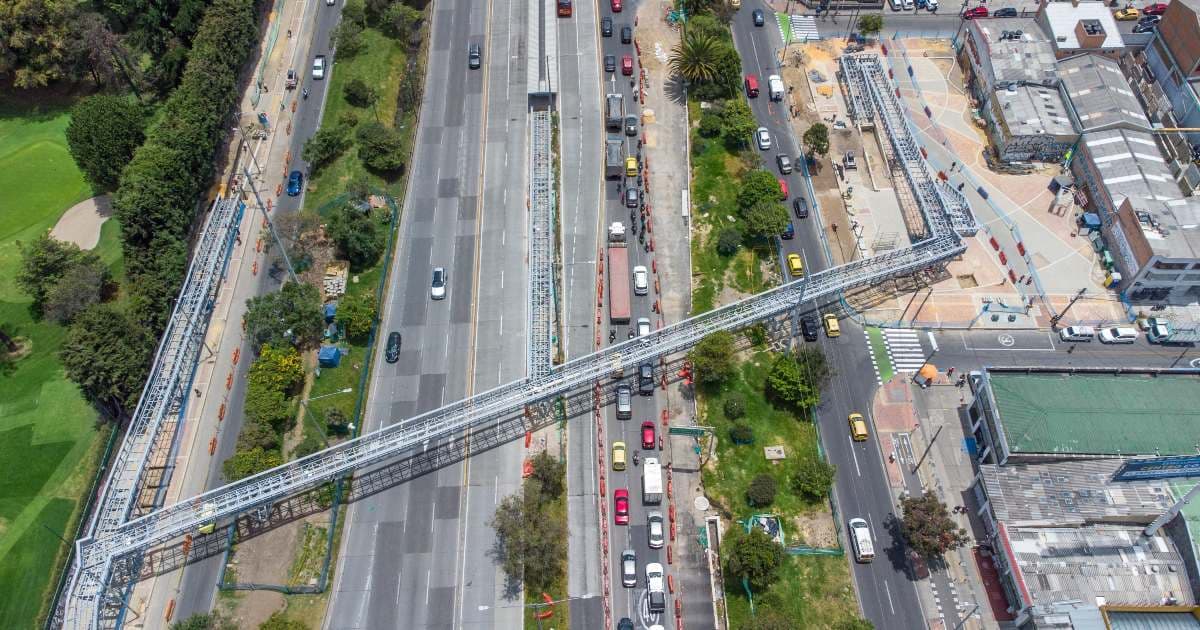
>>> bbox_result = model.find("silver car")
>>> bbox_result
[637,317,651,337]
[755,126,771,150]
[647,511,664,549]
[621,550,637,587]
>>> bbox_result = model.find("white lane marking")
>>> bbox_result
[500,269,505,289]
[885,580,896,614]
[425,569,431,605]
[850,437,862,476]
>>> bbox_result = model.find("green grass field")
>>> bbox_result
[0,97,118,629]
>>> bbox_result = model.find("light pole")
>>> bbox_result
[300,387,353,446]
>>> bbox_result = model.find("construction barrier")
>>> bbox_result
[165,600,176,623]
[226,373,233,390]
[232,348,240,365]
[522,459,533,477]
[668,575,675,593]
[218,403,226,421]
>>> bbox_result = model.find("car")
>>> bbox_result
[849,413,868,441]
[926,0,939,10]
[625,114,638,136]
[1059,325,1096,342]
[625,187,640,208]
[641,421,656,449]
[1098,326,1138,343]
[745,73,759,97]
[752,8,765,25]
[637,317,651,337]
[326,0,335,5]
[1143,2,1168,15]
[843,151,857,170]
[611,0,622,11]
[731,0,742,7]
[756,127,772,150]
[778,179,789,200]
[604,54,616,73]
[617,619,634,630]
[1115,7,1139,19]
[794,197,810,218]
[1138,13,1162,24]
[625,156,638,177]
[286,69,298,89]
[621,25,632,43]
[777,154,793,174]
[638,361,654,394]
[1133,20,1158,32]
[646,563,666,613]
[614,489,629,524]
[964,6,988,18]
[889,0,903,9]
[621,54,634,75]
[622,550,637,587]
[801,316,819,341]
[612,441,627,470]
[647,511,665,548]
[781,221,794,240]
[823,313,840,337]
[312,55,326,80]
[385,331,402,363]
[787,253,804,277]
[286,170,304,196]
[616,384,632,419]
[633,265,649,295]
[903,0,914,9]
[468,44,481,69]
[993,6,1017,16]
[601,16,613,36]
[431,267,446,300]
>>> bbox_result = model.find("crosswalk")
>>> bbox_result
[883,328,928,372]
[781,14,819,43]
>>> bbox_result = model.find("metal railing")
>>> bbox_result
[529,108,555,377]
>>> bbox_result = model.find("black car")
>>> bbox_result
[1133,21,1158,32]
[638,362,655,395]
[385,332,402,363]
[617,618,634,630]
[624,114,638,136]
[993,7,1017,16]
[468,44,481,69]
[625,187,640,208]
[801,317,819,341]
[601,17,613,37]
[753,9,765,26]
[621,25,633,44]
[793,196,809,218]
[604,54,616,73]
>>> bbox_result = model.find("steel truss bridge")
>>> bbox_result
[59,53,972,628]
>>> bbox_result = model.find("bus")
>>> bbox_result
[557,0,572,16]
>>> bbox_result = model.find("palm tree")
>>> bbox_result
[669,31,721,84]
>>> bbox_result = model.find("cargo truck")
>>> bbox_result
[606,139,624,180]
[642,457,663,505]
[608,222,631,324]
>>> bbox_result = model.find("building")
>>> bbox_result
[1058,54,1151,133]
[1037,0,1124,59]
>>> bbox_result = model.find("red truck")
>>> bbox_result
[607,222,630,325]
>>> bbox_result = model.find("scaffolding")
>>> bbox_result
[529,108,555,377]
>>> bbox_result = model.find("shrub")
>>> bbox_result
[356,121,406,172]
[792,457,836,502]
[343,77,377,107]
[715,226,741,256]
[723,393,746,420]
[688,330,735,387]
[697,109,723,138]
[302,124,350,170]
[327,204,385,270]
[746,473,778,507]
[729,422,754,444]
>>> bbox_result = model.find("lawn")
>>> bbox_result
[0,96,119,629]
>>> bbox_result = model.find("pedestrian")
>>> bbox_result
[287,29,292,38]
[1067,344,1075,354]
[957,182,965,191]
[947,367,955,377]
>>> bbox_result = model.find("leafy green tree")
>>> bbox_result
[856,14,883,38]
[794,346,833,387]
[61,304,155,421]
[737,170,782,211]
[688,330,735,386]
[244,282,325,351]
[126,235,188,333]
[715,226,742,256]
[747,474,778,507]
[302,124,351,170]
[723,527,785,591]
[698,110,723,138]
[334,20,365,57]
[356,121,406,172]
[343,77,377,107]
[383,3,424,42]
[248,344,305,393]
[223,446,283,481]
[490,479,565,592]
[0,0,81,87]
[765,353,819,409]
[719,99,757,148]
[723,392,746,420]
[336,290,378,340]
[328,204,385,270]
[17,234,100,317]
[325,407,351,436]
[792,457,835,502]
[44,256,111,325]
[243,381,294,432]
[341,0,367,26]
[259,612,310,630]
[236,418,281,451]
[711,43,743,98]
[741,200,789,239]
[669,31,721,83]
[529,451,566,500]
[803,123,830,159]
[899,494,969,558]
[683,13,730,42]
[66,95,146,191]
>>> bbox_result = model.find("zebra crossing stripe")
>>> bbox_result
[779,15,819,43]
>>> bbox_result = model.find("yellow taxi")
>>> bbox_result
[1114,7,1139,19]
[730,0,741,7]
[625,156,638,177]
[612,441,627,471]
[848,413,868,442]
[786,253,804,278]
[823,313,840,337]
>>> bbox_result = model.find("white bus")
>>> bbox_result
[642,458,663,505]
[849,518,875,563]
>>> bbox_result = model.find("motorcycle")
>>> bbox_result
[632,452,640,467]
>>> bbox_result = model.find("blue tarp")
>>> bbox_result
[323,302,338,322]
[318,345,342,367]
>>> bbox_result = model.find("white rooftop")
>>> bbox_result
[1042,2,1124,51]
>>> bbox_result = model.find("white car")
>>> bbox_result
[431,267,446,300]
[621,550,637,587]
[755,126,771,150]
[1098,326,1138,344]
[903,0,914,9]
[926,0,938,10]
[637,317,651,337]
[312,55,326,80]
[647,511,664,548]
[633,265,648,295]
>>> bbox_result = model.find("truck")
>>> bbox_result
[606,93,624,130]
[767,74,785,101]
[606,139,624,180]
[1146,317,1200,344]
[607,222,631,324]
[642,457,663,505]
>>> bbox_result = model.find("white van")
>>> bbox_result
[1058,325,1095,342]
[849,518,875,563]
[1099,326,1138,344]
[767,74,785,101]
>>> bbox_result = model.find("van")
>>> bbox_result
[823,313,840,337]
[1099,326,1138,344]
[767,74,785,101]
[615,385,632,419]
[606,94,624,130]
[744,74,759,98]
[849,518,875,562]
[1058,325,1095,342]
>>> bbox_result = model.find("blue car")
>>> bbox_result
[782,222,795,240]
[287,170,303,196]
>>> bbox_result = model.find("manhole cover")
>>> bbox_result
[998,334,1015,347]
[695,496,710,511]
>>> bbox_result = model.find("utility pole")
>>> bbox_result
[1049,287,1087,329]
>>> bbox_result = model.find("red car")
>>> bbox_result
[641,421,656,449]
[779,179,789,200]
[963,6,988,18]
[745,74,759,98]
[611,0,622,11]
[621,55,633,76]
[614,488,629,524]
[1143,2,1168,14]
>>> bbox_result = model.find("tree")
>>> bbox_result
[325,407,351,436]
[688,331,735,386]
[742,200,789,239]
[697,110,723,138]
[0,0,81,87]
[244,282,325,351]
[17,235,101,317]
[44,256,111,325]
[723,392,746,420]
[794,346,833,387]
[715,226,742,256]
[856,14,883,38]
[259,612,309,630]
[765,353,819,409]
[243,382,294,432]
[737,170,782,211]
[66,95,146,191]
[711,43,743,99]
[343,78,377,107]
[529,451,566,500]
[383,3,424,43]
[356,121,406,172]
[327,204,386,270]
[333,20,365,57]
[899,494,969,559]
[223,446,283,481]
[236,418,281,451]
[682,13,730,42]
[723,527,785,591]
[669,31,721,83]
[803,123,830,159]
[719,99,757,148]
[248,344,305,393]
[792,457,835,502]
[336,290,378,340]
[490,481,565,592]
[302,124,351,170]
[747,474,778,507]
[61,304,155,421]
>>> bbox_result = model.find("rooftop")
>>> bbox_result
[1059,54,1151,132]
[974,19,1059,85]
[986,370,1200,457]
[1043,1,1124,51]
[1107,610,1200,630]
[980,459,1176,527]
[996,83,1076,138]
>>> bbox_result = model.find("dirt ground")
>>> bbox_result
[51,194,112,250]
[218,513,333,627]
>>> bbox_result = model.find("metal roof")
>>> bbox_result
[996,83,1076,137]
[1108,610,1200,630]
[976,19,1059,85]
[1043,1,1124,50]
[1059,54,1151,132]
